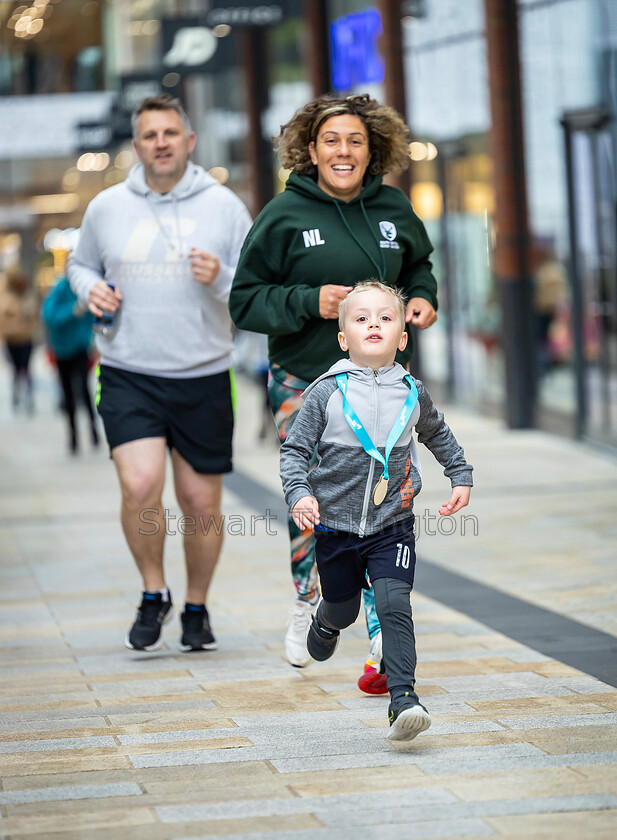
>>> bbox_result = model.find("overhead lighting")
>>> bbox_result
[426,142,438,160]
[77,152,110,172]
[409,141,428,161]
[213,24,232,37]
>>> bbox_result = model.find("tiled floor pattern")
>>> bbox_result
[1,358,616,838]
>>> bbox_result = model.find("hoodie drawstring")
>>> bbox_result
[145,193,186,258]
[333,198,387,281]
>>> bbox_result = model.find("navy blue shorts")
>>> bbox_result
[314,517,416,603]
[97,365,233,474]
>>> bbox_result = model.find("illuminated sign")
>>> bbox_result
[330,8,384,91]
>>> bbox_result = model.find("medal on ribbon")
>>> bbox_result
[336,373,418,507]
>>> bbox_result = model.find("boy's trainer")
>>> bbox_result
[180,604,217,651]
[307,615,339,661]
[125,591,174,651]
[387,691,431,746]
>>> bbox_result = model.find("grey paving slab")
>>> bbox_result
[74,653,191,675]
[0,735,117,754]
[0,783,142,805]
[271,748,617,775]
[118,728,238,746]
[426,672,578,698]
[131,734,543,770]
[0,699,217,730]
[0,716,110,734]
[173,820,495,840]
[497,712,617,729]
[319,794,617,828]
[90,678,204,698]
[185,657,304,683]
[130,746,261,767]
[0,691,93,706]
[157,788,458,822]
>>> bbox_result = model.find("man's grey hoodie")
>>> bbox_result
[68,163,252,378]
[280,359,473,537]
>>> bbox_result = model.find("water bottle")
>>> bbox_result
[93,282,119,338]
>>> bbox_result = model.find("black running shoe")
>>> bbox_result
[387,691,431,746]
[180,605,217,651]
[125,592,174,651]
[306,614,339,661]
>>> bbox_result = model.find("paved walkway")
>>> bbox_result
[1,352,616,840]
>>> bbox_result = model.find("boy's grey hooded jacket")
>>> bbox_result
[280,360,473,537]
[68,163,252,378]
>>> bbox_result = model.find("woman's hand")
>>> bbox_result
[406,297,437,329]
[292,496,320,530]
[439,486,471,516]
[319,284,352,319]
[189,248,220,286]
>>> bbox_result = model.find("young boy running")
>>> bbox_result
[279,281,473,747]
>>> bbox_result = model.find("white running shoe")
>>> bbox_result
[284,598,316,667]
[367,630,382,667]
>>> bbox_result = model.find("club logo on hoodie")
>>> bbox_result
[378,220,399,249]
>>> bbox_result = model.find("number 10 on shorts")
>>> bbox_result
[396,542,410,569]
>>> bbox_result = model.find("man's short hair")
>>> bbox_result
[338,280,407,331]
[131,93,192,138]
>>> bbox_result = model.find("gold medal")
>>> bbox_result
[372,475,388,506]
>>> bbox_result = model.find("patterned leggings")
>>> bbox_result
[267,363,380,638]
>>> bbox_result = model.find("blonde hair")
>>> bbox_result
[338,280,406,330]
[275,94,411,177]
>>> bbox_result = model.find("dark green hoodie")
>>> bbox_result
[229,171,438,382]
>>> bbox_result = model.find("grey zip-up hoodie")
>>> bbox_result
[280,359,473,536]
[68,163,252,378]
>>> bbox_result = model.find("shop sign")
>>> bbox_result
[205,1,300,27]
[77,121,113,151]
[162,18,238,73]
[330,8,385,91]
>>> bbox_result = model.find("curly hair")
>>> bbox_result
[275,94,411,177]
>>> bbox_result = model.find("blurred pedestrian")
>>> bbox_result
[0,270,39,413]
[230,93,438,687]
[69,94,252,653]
[280,282,472,747]
[42,236,99,454]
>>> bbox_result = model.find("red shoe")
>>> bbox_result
[357,631,388,695]
[358,664,388,694]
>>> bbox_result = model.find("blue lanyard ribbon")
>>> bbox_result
[335,373,418,480]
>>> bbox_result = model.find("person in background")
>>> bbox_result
[42,235,99,454]
[280,282,472,747]
[230,93,438,689]
[0,270,39,414]
[69,94,252,653]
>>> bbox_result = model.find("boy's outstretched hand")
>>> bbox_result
[292,496,320,530]
[439,486,471,516]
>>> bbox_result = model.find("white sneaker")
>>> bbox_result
[367,630,382,668]
[285,598,316,667]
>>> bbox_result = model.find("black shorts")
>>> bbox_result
[96,365,233,474]
[314,517,416,603]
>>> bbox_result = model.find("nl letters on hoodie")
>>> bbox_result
[230,171,438,382]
